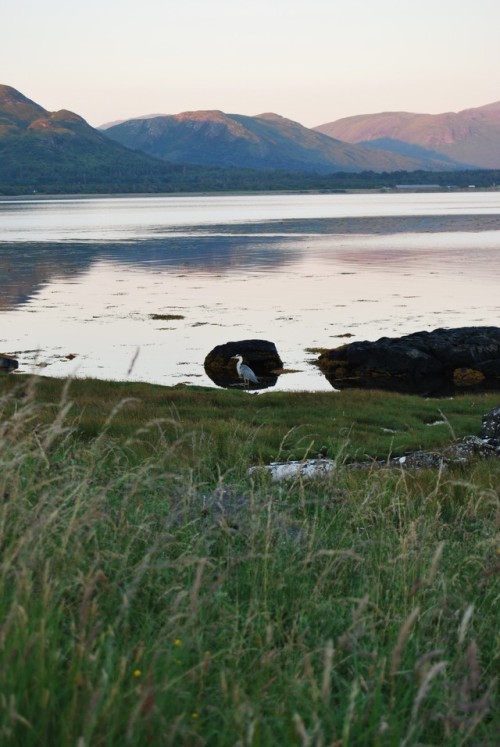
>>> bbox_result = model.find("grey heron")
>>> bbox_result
[231,354,259,387]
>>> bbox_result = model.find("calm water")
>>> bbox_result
[1,192,499,391]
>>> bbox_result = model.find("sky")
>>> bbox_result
[2,0,500,128]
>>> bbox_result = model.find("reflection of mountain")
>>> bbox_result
[0,236,302,310]
[3,206,500,310]
[101,235,303,273]
[0,244,99,309]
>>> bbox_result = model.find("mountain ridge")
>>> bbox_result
[102,109,465,173]
[314,101,500,168]
[0,84,235,194]
[2,84,500,195]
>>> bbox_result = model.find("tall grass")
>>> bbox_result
[0,376,498,745]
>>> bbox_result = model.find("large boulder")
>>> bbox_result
[0,354,19,373]
[317,326,500,395]
[204,339,283,390]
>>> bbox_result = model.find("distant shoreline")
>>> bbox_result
[1,186,497,202]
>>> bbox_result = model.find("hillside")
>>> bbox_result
[0,85,231,194]
[101,110,464,173]
[315,101,500,169]
[2,85,499,196]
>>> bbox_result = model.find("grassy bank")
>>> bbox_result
[0,375,498,745]
[1,374,499,469]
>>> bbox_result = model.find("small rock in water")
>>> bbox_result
[204,339,283,391]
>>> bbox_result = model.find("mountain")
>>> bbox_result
[101,110,463,173]
[2,85,498,196]
[314,101,500,169]
[99,113,168,130]
[0,85,222,194]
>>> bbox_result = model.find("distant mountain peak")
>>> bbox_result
[0,84,46,126]
[176,109,226,119]
[255,112,308,129]
[461,99,500,115]
[256,112,286,120]
[0,83,38,105]
[315,101,500,168]
[102,107,465,173]
[99,113,167,129]
[0,83,204,195]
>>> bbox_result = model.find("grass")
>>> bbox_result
[1,374,498,469]
[0,374,498,745]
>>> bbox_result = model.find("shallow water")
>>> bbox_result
[1,192,499,391]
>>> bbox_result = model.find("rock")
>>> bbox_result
[248,458,336,481]
[248,406,500,480]
[317,326,500,395]
[345,435,500,471]
[249,434,500,480]
[480,406,500,441]
[0,354,19,373]
[204,339,283,390]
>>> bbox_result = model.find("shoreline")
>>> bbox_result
[2,186,499,202]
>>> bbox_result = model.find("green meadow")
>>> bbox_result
[0,374,498,746]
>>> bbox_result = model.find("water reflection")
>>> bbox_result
[3,226,500,313]
[1,193,500,392]
[0,244,100,309]
[203,365,279,391]
[0,236,303,310]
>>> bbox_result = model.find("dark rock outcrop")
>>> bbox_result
[204,339,283,391]
[249,410,500,480]
[317,326,500,395]
[481,406,500,441]
[0,355,19,373]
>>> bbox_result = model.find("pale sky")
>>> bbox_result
[2,0,500,128]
